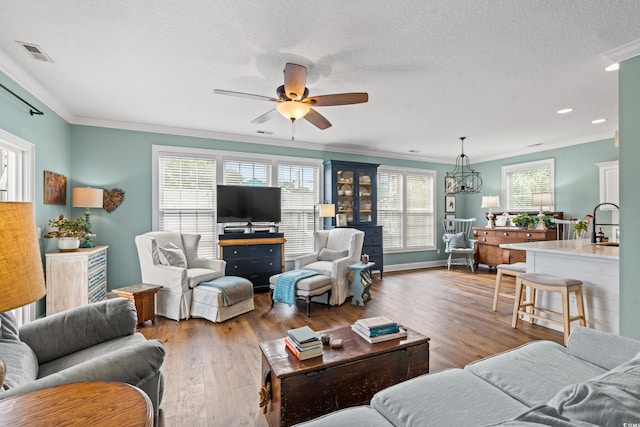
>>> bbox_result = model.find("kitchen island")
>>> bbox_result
[499,239,619,334]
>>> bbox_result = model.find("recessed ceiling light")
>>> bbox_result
[592,118,607,124]
[557,108,574,114]
[605,63,619,72]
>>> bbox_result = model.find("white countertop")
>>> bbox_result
[499,239,619,260]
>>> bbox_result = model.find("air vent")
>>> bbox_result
[256,130,274,135]
[16,41,53,63]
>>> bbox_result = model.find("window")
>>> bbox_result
[378,167,436,251]
[502,159,555,211]
[154,146,321,258]
[155,148,217,258]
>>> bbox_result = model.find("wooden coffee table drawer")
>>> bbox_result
[259,325,429,427]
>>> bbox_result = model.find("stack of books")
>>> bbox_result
[351,316,408,343]
[285,325,323,360]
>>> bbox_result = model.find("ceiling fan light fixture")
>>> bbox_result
[276,101,310,121]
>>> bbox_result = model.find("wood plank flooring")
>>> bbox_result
[138,267,563,427]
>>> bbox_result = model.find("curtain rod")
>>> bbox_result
[0,83,44,116]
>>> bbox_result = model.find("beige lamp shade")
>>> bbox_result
[318,203,336,218]
[0,202,46,312]
[72,187,104,208]
[481,196,500,209]
[531,192,553,208]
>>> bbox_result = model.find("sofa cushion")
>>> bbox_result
[293,406,394,427]
[0,340,39,390]
[318,248,348,262]
[371,369,528,427]
[37,333,148,378]
[158,242,187,268]
[464,341,606,407]
[0,312,20,341]
[186,268,223,289]
[566,326,640,370]
[486,405,599,427]
[297,260,332,277]
[546,352,640,426]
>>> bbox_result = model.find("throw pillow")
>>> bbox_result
[546,352,640,426]
[445,232,467,249]
[318,248,349,261]
[158,242,188,268]
[0,312,19,341]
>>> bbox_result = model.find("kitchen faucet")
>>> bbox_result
[591,202,620,243]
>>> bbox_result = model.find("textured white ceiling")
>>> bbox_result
[1,1,639,162]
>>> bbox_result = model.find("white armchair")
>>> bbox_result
[295,228,365,305]
[134,232,226,321]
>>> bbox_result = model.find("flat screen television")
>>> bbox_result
[216,185,282,224]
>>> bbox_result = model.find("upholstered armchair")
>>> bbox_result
[135,232,226,321]
[295,228,365,305]
[0,298,165,425]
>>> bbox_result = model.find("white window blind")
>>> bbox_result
[223,158,271,186]
[378,168,435,251]
[502,159,554,211]
[277,162,320,256]
[158,153,216,257]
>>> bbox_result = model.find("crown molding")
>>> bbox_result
[0,48,73,122]
[603,38,640,63]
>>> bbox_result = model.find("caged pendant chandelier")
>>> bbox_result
[444,137,483,194]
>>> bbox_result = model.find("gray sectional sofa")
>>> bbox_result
[296,327,640,426]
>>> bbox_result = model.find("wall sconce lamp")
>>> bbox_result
[481,195,500,228]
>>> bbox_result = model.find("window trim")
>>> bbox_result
[501,158,555,212]
[378,165,437,253]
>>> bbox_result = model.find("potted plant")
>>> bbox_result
[511,213,534,228]
[44,215,91,251]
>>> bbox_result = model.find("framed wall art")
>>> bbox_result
[44,171,67,205]
[445,213,456,231]
[445,195,456,213]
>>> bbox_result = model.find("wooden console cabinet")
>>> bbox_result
[473,227,557,269]
[45,246,108,315]
[219,234,285,292]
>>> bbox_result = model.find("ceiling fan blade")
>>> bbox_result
[251,108,280,124]
[283,63,307,100]
[303,108,332,130]
[213,89,278,102]
[304,92,369,106]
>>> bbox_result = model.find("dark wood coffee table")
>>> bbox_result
[259,325,430,427]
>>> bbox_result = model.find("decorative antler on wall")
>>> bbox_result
[103,188,125,213]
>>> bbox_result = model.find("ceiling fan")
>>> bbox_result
[214,63,368,135]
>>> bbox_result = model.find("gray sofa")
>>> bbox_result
[296,327,640,426]
[0,298,165,424]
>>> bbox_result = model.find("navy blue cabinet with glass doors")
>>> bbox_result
[323,160,383,277]
[323,160,379,227]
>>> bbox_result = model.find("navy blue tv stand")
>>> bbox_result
[218,233,286,292]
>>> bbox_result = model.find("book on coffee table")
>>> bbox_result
[354,316,398,331]
[351,324,407,344]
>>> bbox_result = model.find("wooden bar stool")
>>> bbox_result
[493,262,526,311]
[512,273,586,345]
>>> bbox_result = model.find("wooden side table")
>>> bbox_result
[0,381,153,426]
[112,283,162,325]
[349,262,375,306]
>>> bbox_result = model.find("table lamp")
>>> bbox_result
[314,202,336,233]
[481,195,500,228]
[72,187,104,248]
[532,192,553,230]
[0,202,47,385]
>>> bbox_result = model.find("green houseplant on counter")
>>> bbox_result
[44,215,91,251]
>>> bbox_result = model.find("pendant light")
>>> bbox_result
[445,137,483,194]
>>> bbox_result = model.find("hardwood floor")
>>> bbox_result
[138,267,563,427]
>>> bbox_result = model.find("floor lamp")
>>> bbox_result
[314,202,336,234]
[0,202,47,385]
[72,187,104,248]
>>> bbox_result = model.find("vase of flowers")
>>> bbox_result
[571,214,593,247]
[44,215,91,251]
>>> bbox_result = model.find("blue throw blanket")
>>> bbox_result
[199,276,253,307]
[273,269,320,306]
